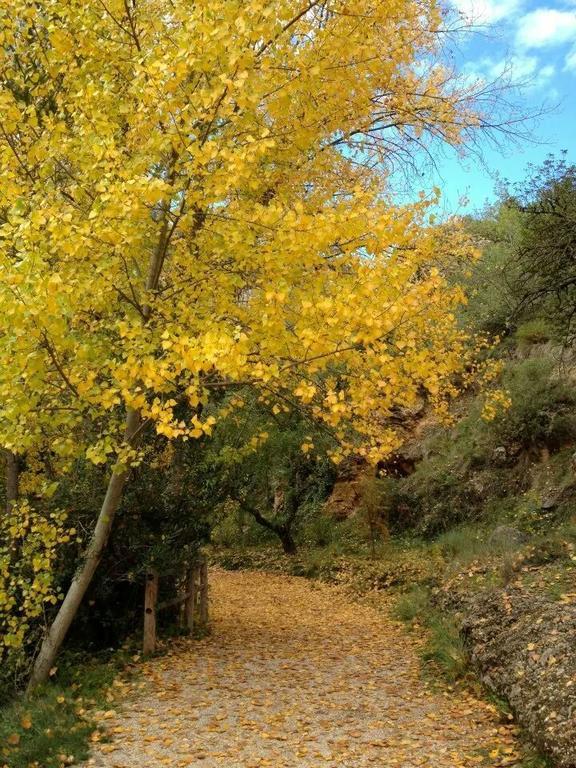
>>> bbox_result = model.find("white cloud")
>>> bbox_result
[463,53,555,87]
[495,54,539,78]
[566,44,576,70]
[453,0,522,23]
[516,8,576,48]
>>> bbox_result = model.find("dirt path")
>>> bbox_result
[84,570,519,768]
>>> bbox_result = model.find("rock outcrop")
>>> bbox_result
[445,587,576,767]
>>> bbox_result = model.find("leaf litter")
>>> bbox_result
[82,570,521,767]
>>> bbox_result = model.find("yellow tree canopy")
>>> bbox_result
[0,0,480,470]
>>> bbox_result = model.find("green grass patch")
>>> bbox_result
[393,587,469,684]
[517,747,554,768]
[0,649,134,768]
[421,614,469,684]
[391,586,430,622]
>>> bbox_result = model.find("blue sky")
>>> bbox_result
[428,0,576,214]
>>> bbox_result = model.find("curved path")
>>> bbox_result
[84,570,519,767]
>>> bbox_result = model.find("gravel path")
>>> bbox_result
[84,570,519,767]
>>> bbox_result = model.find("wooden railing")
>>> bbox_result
[143,555,209,655]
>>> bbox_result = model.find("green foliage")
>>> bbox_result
[492,359,576,450]
[510,154,576,342]
[435,526,485,560]
[387,407,499,535]
[392,586,430,622]
[299,510,338,548]
[50,443,211,654]
[421,615,469,684]
[519,754,553,768]
[461,154,576,343]
[393,587,469,683]
[207,395,337,553]
[435,524,526,564]
[211,503,277,549]
[515,319,554,347]
[459,203,524,336]
[385,350,576,537]
[0,649,130,768]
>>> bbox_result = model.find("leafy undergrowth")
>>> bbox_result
[212,517,576,603]
[0,649,137,768]
[211,540,444,593]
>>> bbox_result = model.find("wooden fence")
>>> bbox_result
[143,555,209,655]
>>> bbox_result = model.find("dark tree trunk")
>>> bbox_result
[239,501,298,555]
[278,526,297,555]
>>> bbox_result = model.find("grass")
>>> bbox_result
[0,648,134,768]
[421,614,469,684]
[391,586,429,622]
[519,752,553,768]
[392,586,470,684]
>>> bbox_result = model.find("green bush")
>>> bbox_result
[436,526,487,561]
[459,204,524,337]
[393,587,469,683]
[421,614,469,683]
[493,358,576,449]
[392,586,430,622]
[386,351,576,537]
[300,512,337,548]
[515,319,554,347]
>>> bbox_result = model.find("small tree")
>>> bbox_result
[462,154,576,341]
[209,398,337,554]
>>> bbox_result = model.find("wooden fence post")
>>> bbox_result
[143,571,158,655]
[199,556,209,627]
[184,564,198,634]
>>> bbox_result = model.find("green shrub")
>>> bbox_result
[524,538,571,566]
[515,319,554,347]
[436,526,486,560]
[392,586,430,622]
[493,358,576,450]
[300,513,337,548]
[393,587,469,683]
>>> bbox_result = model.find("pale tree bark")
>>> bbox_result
[28,170,180,689]
[28,410,141,689]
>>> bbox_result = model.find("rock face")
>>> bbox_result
[323,478,363,520]
[456,588,576,768]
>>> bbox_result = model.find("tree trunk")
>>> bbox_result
[28,409,141,690]
[28,154,184,690]
[278,526,298,555]
[239,501,298,555]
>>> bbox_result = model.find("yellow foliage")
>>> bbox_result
[0,501,69,660]
[0,0,489,656]
[482,390,513,422]
[0,0,479,463]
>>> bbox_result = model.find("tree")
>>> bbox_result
[511,154,576,340]
[208,397,337,555]
[0,0,496,686]
[461,154,576,341]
